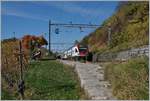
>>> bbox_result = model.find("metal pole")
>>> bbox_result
[13,32,15,39]
[44,33,47,49]
[49,20,51,53]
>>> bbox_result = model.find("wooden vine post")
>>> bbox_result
[18,40,25,99]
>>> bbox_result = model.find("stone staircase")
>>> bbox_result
[59,60,116,100]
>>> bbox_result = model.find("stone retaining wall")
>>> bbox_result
[93,45,149,62]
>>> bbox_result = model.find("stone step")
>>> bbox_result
[59,60,116,100]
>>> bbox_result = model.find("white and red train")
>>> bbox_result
[61,44,89,60]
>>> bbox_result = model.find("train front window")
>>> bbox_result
[79,48,87,52]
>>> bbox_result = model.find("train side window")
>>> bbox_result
[75,48,78,52]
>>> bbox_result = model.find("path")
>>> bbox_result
[59,60,116,100]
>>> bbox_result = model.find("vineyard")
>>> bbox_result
[1,35,48,92]
[1,36,86,100]
[1,38,28,99]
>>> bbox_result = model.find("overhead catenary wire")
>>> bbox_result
[48,20,101,53]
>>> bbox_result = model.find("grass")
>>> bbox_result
[2,60,84,100]
[1,89,16,100]
[104,56,149,100]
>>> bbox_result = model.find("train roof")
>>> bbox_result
[63,43,88,53]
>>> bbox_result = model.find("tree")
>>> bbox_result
[22,35,48,49]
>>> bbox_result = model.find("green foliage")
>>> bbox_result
[1,89,16,100]
[81,36,89,45]
[80,1,149,53]
[104,56,149,100]
[24,61,82,100]
[2,61,83,100]
[1,38,82,100]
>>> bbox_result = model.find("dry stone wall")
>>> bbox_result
[93,45,149,62]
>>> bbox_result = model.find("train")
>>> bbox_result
[61,44,89,61]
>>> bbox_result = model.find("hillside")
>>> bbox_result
[81,1,149,53]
